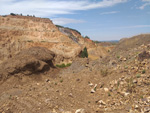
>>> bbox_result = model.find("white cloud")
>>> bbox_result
[100,11,119,15]
[139,0,150,9]
[0,0,127,17]
[51,18,85,25]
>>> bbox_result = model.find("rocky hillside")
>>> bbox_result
[0,15,112,64]
[56,25,96,48]
[0,34,150,113]
[56,25,113,60]
[0,15,82,64]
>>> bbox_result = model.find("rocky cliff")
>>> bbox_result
[0,15,81,64]
[56,25,112,60]
[0,15,112,64]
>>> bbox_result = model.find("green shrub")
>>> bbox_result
[117,55,120,59]
[60,79,63,83]
[136,74,141,78]
[56,63,71,68]
[142,69,146,74]
[66,63,71,67]
[80,47,88,58]
[10,13,16,16]
[124,66,128,69]
[108,92,111,96]
[85,36,90,39]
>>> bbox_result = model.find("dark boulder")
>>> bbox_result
[0,47,55,81]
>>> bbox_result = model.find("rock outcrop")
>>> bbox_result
[0,15,113,64]
[56,25,112,60]
[0,47,55,81]
[0,15,81,64]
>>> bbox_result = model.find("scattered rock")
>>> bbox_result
[68,93,73,97]
[104,88,109,92]
[88,83,93,87]
[91,89,95,93]
[138,51,150,61]
[98,100,106,105]
[144,107,150,112]
[75,108,85,113]
[91,84,97,93]
[135,105,139,109]
[46,79,50,82]
[99,83,104,88]
[133,79,137,83]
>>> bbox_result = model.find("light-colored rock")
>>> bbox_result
[91,89,95,93]
[75,108,85,113]
[104,88,109,92]
[133,79,137,83]
[88,83,93,87]
[98,100,106,105]
[135,105,139,109]
[123,92,130,97]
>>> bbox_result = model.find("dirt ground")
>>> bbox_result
[0,35,150,113]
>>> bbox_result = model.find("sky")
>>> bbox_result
[0,0,150,41]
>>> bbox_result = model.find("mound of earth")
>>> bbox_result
[0,47,55,81]
[113,34,150,52]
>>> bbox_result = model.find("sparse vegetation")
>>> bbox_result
[124,66,128,69]
[56,63,71,68]
[60,79,63,83]
[100,69,108,77]
[9,95,12,99]
[41,41,46,42]
[117,81,120,87]
[27,40,33,42]
[55,25,81,35]
[117,55,120,59]
[108,92,111,96]
[142,69,146,74]
[55,82,57,85]
[10,13,16,16]
[94,87,96,91]
[85,36,90,39]
[140,95,144,99]
[126,78,135,93]
[136,74,141,78]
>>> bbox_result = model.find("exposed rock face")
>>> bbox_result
[0,47,55,81]
[56,25,112,60]
[0,15,81,64]
[0,15,113,64]
[56,25,96,48]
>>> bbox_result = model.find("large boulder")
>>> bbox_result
[0,47,55,81]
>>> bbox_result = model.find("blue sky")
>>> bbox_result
[0,0,150,41]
